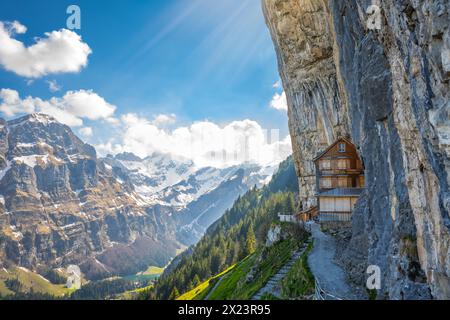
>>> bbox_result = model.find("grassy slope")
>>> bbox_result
[140,266,165,275]
[205,254,256,300]
[0,279,13,296]
[175,228,307,301]
[176,264,237,300]
[122,265,164,282]
[207,238,300,300]
[0,267,72,297]
[114,266,165,299]
[280,242,315,299]
[117,284,154,300]
[175,236,300,301]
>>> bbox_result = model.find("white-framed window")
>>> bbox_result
[335,198,351,212]
[337,158,350,169]
[338,143,346,153]
[320,178,332,188]
[337,176,349,187]
[320,198,335,211]
[320,159,331,170]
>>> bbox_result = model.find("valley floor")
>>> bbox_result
[0,264,164,300]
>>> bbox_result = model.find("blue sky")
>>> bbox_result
[0,0,290,167]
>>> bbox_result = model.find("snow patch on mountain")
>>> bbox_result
[0,161,11,182]
[115,152,274,207]
[103,152,197,201]
[13,154,63,167]
[8,113,58,128]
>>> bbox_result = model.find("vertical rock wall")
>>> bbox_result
[263,0,450,299]
[262,0,350,210]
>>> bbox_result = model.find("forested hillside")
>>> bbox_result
[149,156,299,299]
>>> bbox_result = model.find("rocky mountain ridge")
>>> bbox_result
[0,113,179,280]
[102,152,197,206]
[103,153,272,209]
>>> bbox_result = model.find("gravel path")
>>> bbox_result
[308,222,358,300]
[251,240,310,300]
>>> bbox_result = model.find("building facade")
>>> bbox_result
[313,138,365,222]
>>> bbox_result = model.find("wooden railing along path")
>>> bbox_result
[314,278,344,300]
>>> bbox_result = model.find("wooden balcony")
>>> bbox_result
[295,206,319,222]
[319,168,363,175]
[318,211,352,222]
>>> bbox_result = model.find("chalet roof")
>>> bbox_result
[318,188,364,197]
[313,137,354,162]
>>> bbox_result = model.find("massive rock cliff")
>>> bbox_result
[263,0,450,299]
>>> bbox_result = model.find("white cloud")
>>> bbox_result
[0,88,116,127]
[78,127,93,137]
[95,141,124,156]
[273,79,282,89]
[46,80,61,92]
[270,91,288,111]
[152,113,176,126]
[99,114,292,168]
[10,21,27,34]
[0,88,34,116]
[105,117,120,126]
[37,100,82,126]
[62,90,116,120]
[0,21,91,78]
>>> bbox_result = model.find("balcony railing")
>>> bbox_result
[319,168,363,175]
[318,211,352,222]
[278,214,297,223]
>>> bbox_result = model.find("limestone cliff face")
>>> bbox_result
[263,0,349,210]
[263,0,450,299]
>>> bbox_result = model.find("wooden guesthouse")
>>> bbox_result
[314,138,364,221]
[295,138,365,222]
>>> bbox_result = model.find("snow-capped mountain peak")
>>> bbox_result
[102,151,276,210]
[103,151,197,201]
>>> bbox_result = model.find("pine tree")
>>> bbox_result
[169,286,180,300]
[245,225,256,255]
[193,274,201,287]
[286,193,296,213]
